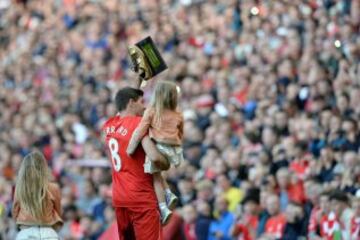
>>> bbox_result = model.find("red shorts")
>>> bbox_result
[115,206,162,240]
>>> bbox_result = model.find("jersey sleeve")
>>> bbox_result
[101,117,114,136]
[126,108,153,155]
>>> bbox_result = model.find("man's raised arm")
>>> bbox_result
[131,75,143,89]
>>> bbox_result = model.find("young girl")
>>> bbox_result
[127,80,184,224]
[12,151,63,240]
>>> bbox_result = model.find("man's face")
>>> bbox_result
[276,171,289,189]
[307,184,321,204]
[320,110,332,128]
[262,128,276,147]
[183,205,197,223]
[215,196,228,213]
[320,195,330,214]
[342,120,355,134]
[266,195,280,216]
[285,204,297,223]
[344,151,357,168]
[331,199,345,216]
[244,201,258,215]
[275,112,287,128]
[130,97,145,116]
[216,175,230,191]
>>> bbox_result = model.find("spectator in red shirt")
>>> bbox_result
[276,168,305,211]
[316,192,332,239]
[182,204,197,240]
[163,212,184,240]
[289,142,311,180]
[306,183,326,239]
[262,194,286,239]
[231,196,260,240]
[328,191,354,239]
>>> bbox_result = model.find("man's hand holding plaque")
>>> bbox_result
[128,36,168,87]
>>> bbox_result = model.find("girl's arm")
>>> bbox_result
[178,114,184,141]
[127,108,153,155]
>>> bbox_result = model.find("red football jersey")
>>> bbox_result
[264,213,286,239]
[102,115,157,208]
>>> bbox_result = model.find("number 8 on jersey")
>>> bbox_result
[108,138,122,172]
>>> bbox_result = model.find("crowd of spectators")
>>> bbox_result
[0,0,359,239]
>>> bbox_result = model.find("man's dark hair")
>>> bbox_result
[329,190,349,204]
[242,187,260,205]
[114,87,144,112]
[320,191,331,198]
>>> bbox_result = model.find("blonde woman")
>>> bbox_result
[127,80,184,224]
[12,151,63,240]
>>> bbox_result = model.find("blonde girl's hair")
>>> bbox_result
[15,151,51,220]
[151,81,178,122]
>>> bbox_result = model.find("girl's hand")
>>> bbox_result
[126,149,132,156]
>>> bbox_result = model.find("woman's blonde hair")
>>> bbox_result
[151,81,178,122]
[15,151,51,220]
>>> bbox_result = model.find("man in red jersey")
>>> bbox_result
[263,194,286,239]
[102,81,169,240]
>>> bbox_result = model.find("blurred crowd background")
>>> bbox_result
[0,0,359,239]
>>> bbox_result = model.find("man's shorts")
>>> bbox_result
[115,206,162,240]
